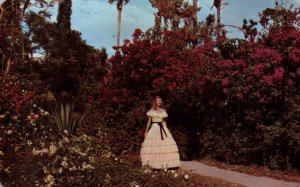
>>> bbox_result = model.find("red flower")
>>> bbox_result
[112,97,118,103]
[236,93,244,101]
[272,67,284,81]
[221,78,230,87]
[287,79,293,86]
[296,68,300,76]
[254,63,265,70]
[259,97,265,103]
[288,52,299,62]
[140,59,148,65]
[234,60,245,67]
[289,72,296,78]
[132,28,143,38]
[246,76,254,82]
[223,88,229,94]
[87,95,94,104]
[253,69,261,77]
[243,86,250,93]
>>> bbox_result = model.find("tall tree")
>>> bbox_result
[150,0,186,30]
[56,0,72,58]
[108,0,129,47]
[213,0,222,39]
[0,0,57,75]
[57,0,72,33]
[192,0,198,28]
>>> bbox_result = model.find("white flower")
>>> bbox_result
[44,174,55,186]
[164,168,167,172]
[174,174,178,178]
[69,166,77,171]
[152,175,155,178]
[184,174,189,179]
[49,144,57,155]
[0,151,4,156]
[171,170,175,173]
[89,156,95,163]
[26,140,32,146]
[62,137,69,143]
[61,160,68,168]
[114,157,118,161]
[4,167,10,173]
[58,167,63,174]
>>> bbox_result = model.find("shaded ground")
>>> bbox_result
[181,161,300,187]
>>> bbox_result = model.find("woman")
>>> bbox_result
[140,96,180,169]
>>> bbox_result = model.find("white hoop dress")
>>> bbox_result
[140,109,180,169]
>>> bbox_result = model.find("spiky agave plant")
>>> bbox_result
[52,103,78,134]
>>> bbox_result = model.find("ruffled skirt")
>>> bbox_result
[140,123,180,169]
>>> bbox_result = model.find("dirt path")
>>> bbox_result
[181,161,300,187]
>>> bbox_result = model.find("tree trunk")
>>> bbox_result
[4,56,11,75]
[192,0,198,29]
[215,0,222,39]
[117,8,122,46]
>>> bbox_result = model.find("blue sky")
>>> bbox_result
[34,0,300,55]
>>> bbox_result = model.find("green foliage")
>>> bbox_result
[52,103,78,134]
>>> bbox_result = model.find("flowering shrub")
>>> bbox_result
[105,5,300,170]
[1,128,219,187]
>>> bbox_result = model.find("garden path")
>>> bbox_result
[181,161,300,187]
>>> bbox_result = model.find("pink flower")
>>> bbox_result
[259,97,265,103]
[236,93,244,101]
[256,91,261,98]
[262,75,273,86]
[222,78,230,87]
[254,63,265,70]
[287,79,293,86]
[198,81,205,88]
[235,60,246,67]
[87,95,94,104]
[246,76,253,82]
[223,60,234,69]
[272,67,284,81]
[223,88,229,94]
[253,69,261,77]
[140,59,148,65]
[112,97,118,103]
[296,68,300,76]
[289,72,296,78]
[288,52,300,62]
[243,86,250,93]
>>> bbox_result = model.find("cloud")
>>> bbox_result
[24,0,300,56]
[70,0,154,55]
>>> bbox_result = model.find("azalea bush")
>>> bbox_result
[106,5,300,171]
[1,130,207,187]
